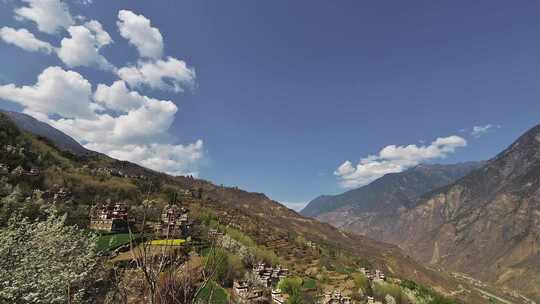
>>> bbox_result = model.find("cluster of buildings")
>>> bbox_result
[233,263,289,303]
[89,202,132,232]
[3,144,24,154]
[154,204,191,237]
[252,263,289,288]
[41,184,71,202]
[88,166,147,180]
[0,164,40,177]
[365,295,395,304]
[233,281,265,304]
[359,268,386,283]
[320,291,352,304]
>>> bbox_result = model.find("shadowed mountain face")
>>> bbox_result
[301,162,482,220]
[309,124,540,301]
[1,110,91,156]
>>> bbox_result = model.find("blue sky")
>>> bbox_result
[1,1,540,210]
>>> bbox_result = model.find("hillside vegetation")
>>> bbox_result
[0,112,494,303]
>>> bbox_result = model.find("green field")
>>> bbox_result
[302,278,317,290]
[96,233,133,252]
[196,281,229,304]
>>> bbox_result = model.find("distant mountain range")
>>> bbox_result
[303,125,540,301]
[301,162,483,219]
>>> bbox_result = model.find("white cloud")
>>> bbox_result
[335,135,467,188]
[0,66,97,119]
[0,26,53,53]
[117,10,163,59]
[57,23,113,70]
[83,20,112,47]
[1,3,203,176]
[14,0,74,34]
[94,80,146,112]
[0,65,203,175]
[471,124,500,138]
[282,201,309,212]
[85,141,204,176]
[117,57,196,92]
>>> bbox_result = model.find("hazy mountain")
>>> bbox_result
[338,124,540,301]
[301,162,482,220]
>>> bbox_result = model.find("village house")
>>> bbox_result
[42,185,72,202]
[233,280,264,303]
[359,267,385,283]
[320,291,352,304]
[372,269,386,283]
[154,204,191,237]
[89,202,131,232]
[271,289,288,304]
[252,263,289,287]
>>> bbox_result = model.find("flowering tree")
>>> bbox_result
[0,212,98,303]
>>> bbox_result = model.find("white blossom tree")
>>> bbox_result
[0,211,99,303]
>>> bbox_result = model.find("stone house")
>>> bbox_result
[233,280,264,303]
[252,263,289,287]
[154,204,191,237]
[320,291,352,304]
[271,289,288,304]
[89,202,131,232]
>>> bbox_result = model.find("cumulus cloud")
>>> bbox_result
[85,141,204,176]
[471,124,500,138]
[14,0,74,34]
[57,22,113,70]
[83,20,112,47]
[0,66,97,119]
[0,26,53,53]
[94,80,147,112]
[335,136,467,188]
[117,57,196,92]
[0,65,202,175]
[0,2,203,176]
[117,10,163,59]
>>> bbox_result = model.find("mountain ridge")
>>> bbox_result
[328,123,540,302]
[301,162,483,219]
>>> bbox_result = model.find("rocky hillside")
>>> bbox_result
[0,111,512,303]
[301,163,481,228]
[337,124,540,302]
